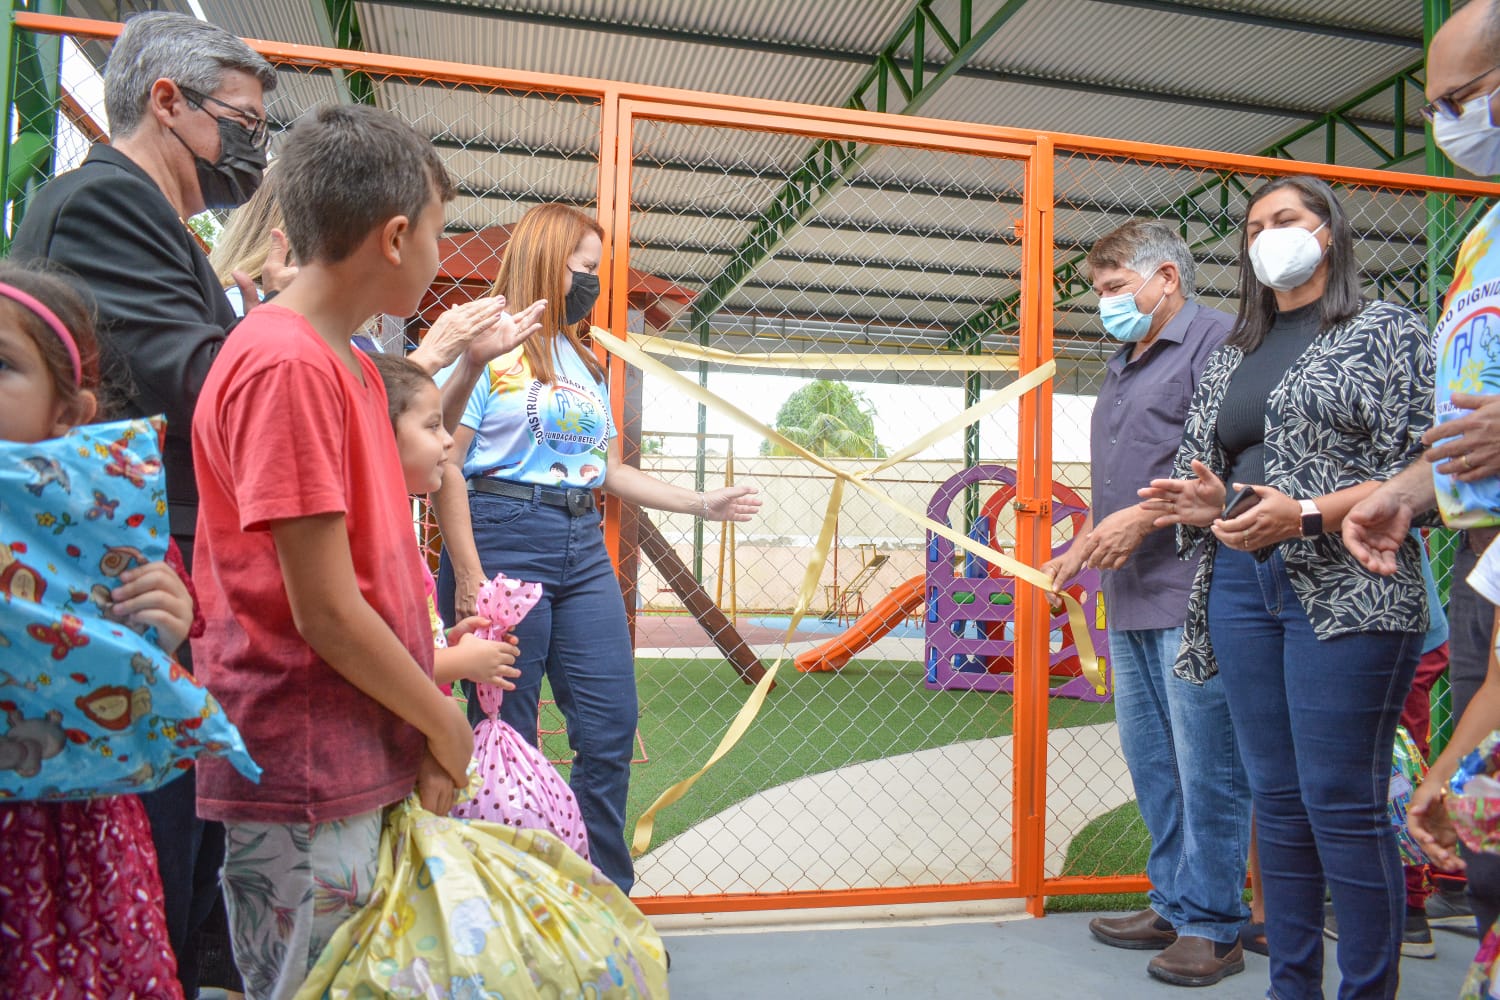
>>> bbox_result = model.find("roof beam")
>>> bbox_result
[360,0,1420,61]
[1086,0,1420,49]
[289,36,1417,137]
[946,60,1431,349]
[688,0,1033,329]
[308,0,375,103]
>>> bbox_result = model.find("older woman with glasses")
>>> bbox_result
[1141,175,1434,999]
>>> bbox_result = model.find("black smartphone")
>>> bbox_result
[1223,485,1260,519]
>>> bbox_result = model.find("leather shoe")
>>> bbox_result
[1147,935,1245,988]
[1089,908,1178,951]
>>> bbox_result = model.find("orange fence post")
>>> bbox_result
[596,87,628,577]
[1013,136,1055,918]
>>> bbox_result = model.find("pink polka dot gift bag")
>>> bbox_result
[450,572,590,860]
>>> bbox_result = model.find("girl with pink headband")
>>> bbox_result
[0,263,196,996]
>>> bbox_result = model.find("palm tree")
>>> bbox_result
[762,380,886,458]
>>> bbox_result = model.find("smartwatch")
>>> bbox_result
[1298,499,1323,537]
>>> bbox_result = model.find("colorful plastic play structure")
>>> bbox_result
[796,464,1111,703]
[924,464,1109,701]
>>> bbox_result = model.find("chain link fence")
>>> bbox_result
[10,17,1495,911]
[1045,149,1487,884]
[623,116,1034,897]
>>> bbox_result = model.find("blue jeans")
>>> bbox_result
[1209,547,1419,1000]
[440,492,637,893]
[1109,626,1250,943]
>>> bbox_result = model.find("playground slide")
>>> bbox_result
[795,575,925,673]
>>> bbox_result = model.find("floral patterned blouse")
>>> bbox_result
[1170,299,1435,683]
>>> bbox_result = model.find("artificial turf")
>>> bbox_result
[536,656,1118,852]
[1047,801,1152,914]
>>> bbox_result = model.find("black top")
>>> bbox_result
[1215,301,1322,487]
[10,144,238,537]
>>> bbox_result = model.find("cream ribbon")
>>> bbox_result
[630,332,1018,373]
[597,329,1102,856]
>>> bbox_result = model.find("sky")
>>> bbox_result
[639,370,1096,463]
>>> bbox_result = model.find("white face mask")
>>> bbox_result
[1434,86,1500,176]
[1249,222,1327,292]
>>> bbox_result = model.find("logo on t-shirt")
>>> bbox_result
[1433,202,1500,528]
[526,376,607,456]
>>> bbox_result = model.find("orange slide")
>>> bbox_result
[795,575,926,673]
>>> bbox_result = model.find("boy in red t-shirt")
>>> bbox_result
[191,105,472,999]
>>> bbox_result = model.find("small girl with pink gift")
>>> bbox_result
[368,354,589,859]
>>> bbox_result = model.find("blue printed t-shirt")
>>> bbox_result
[1433,200,1500,527]
[442,340,615,488]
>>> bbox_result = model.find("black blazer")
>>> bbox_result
[10,144,238,536]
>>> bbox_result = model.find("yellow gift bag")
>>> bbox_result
[295,797,668,999]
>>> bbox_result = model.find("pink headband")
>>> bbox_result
[0,281,82,386]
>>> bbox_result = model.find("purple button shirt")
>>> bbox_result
[1090,299,1232,631]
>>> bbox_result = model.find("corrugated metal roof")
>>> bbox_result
[383,0,918,54]
[49,0,1465,365]
[962,0,1417,118]
[200,0,324,47]
[356,3,871,107]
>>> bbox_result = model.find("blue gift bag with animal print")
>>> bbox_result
[0,417,259,800]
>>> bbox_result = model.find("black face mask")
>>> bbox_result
[171,116,266,210]
[564,271,600,325]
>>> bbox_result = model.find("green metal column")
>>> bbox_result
[1424,0,1459,758]
[0,6,16,251]
[1425,0,1455,329]
[2,0,63,246]
[311,0,376,104]
[963,358,980,532]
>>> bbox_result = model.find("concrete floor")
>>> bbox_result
[660,912,1475,999]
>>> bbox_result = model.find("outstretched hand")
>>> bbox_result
[702,485,762,523]
[1137,459,1226,529]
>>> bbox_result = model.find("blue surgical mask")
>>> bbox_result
[1098,268,1164,342]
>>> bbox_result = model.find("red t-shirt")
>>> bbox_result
[191,305,433,823]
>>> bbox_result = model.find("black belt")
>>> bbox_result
[468,477,597,516]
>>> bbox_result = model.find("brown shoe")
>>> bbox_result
[1147,935,1245,988]
[1088,908,1178,951]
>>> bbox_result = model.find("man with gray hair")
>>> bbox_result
[1044,219,1248,987]
[9,11,280,995]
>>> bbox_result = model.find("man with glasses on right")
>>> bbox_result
[1345,0,1500,950]
[9,12,282,996]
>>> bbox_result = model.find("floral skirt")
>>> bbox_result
[0,795,183,999]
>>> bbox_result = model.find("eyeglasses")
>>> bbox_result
[178,85,269,148]
[1421,65,1500,122]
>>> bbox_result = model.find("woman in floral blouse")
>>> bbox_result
[1140,174,1434,999]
